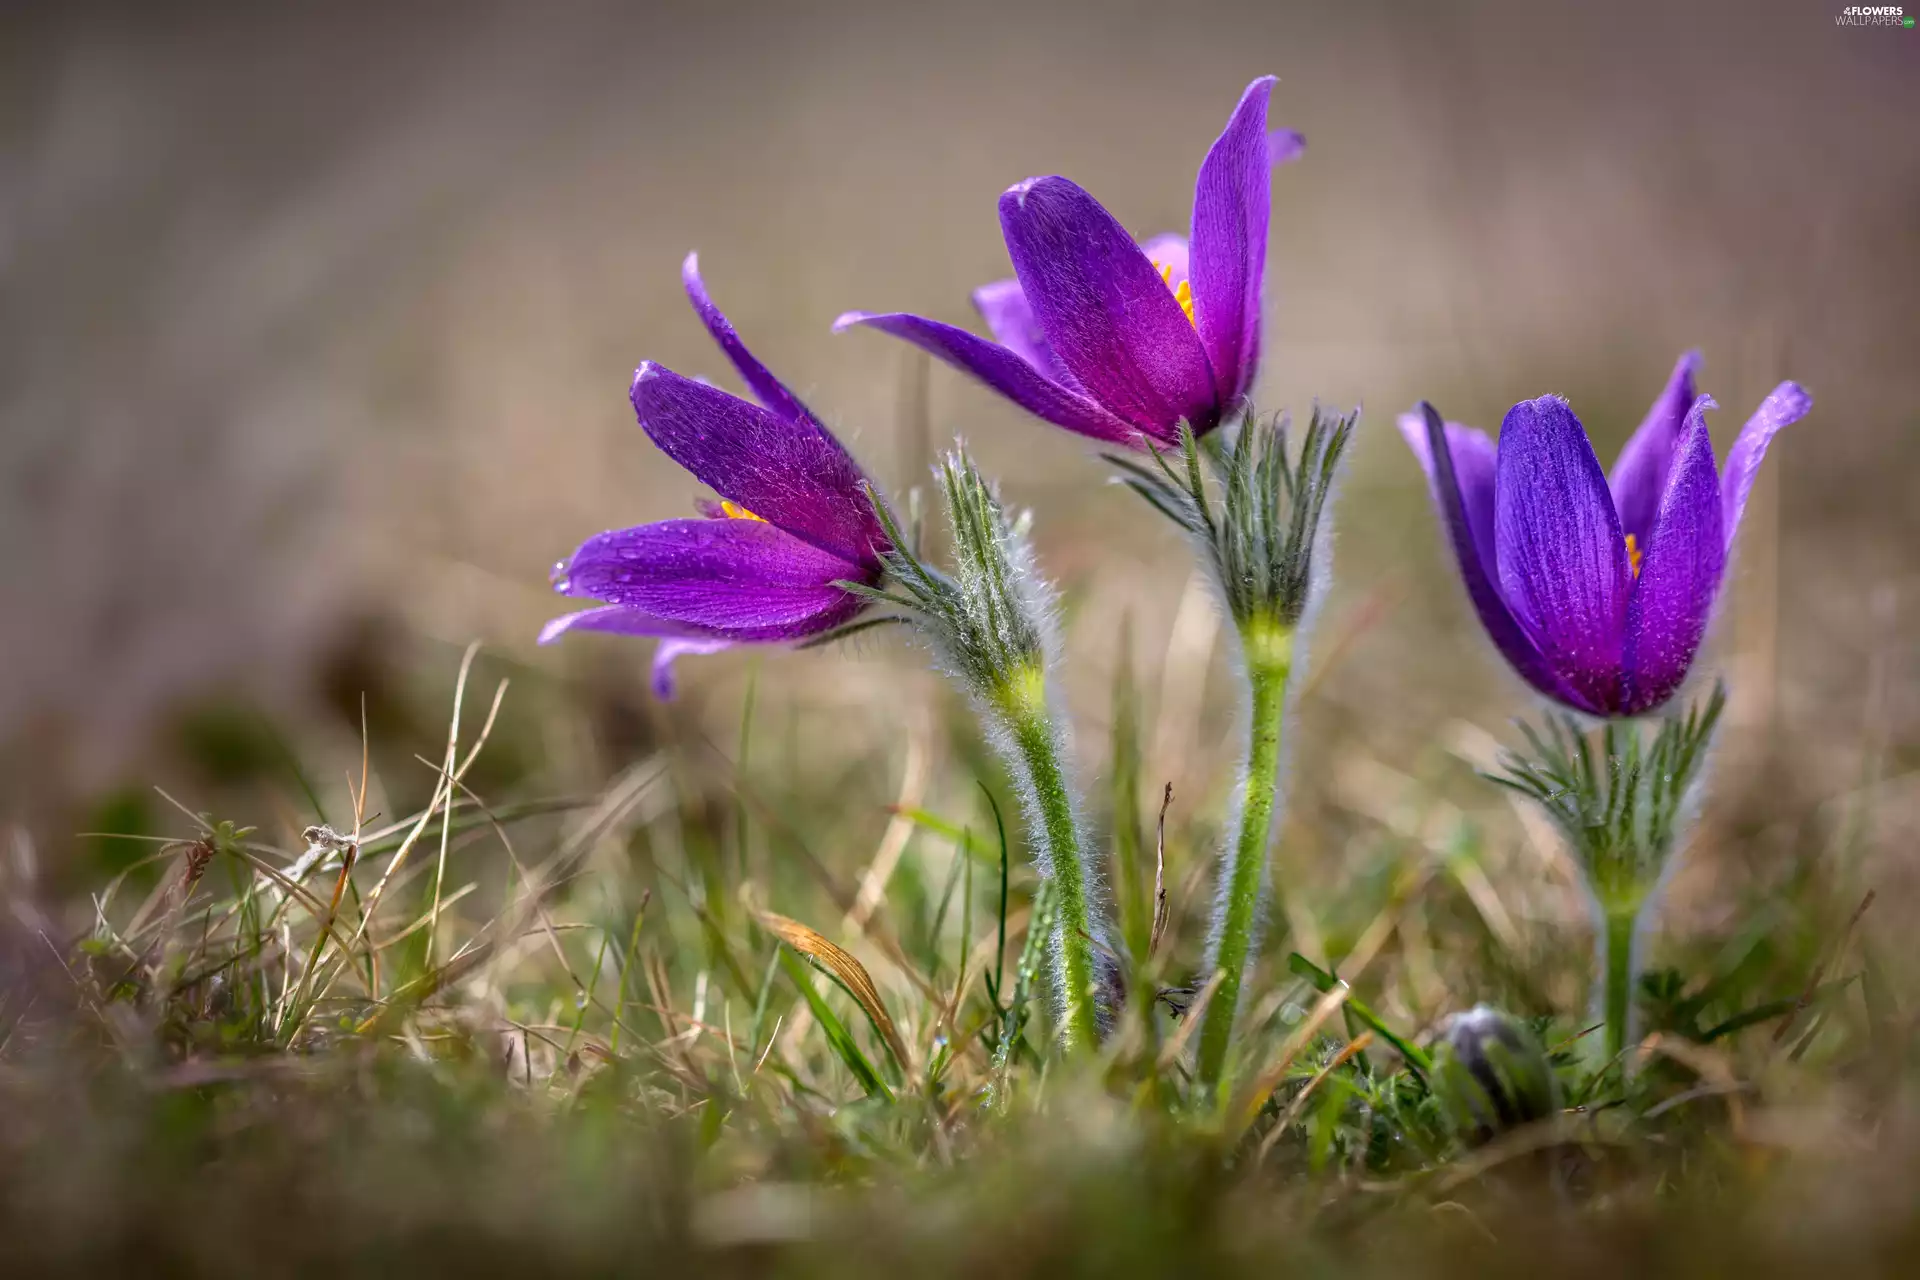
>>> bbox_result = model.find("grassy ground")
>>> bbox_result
[2,629,1910,1278]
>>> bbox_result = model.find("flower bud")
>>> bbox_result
[860,448,1057,709]
[1431,1005,1559,1145]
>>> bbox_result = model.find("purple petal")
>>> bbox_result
[1398,409,1498,575]
[681,252,817,425]
[1721,381,1812,554]
[1607,350,1702,546]
[556,517,867,639]
[1188,75,1277,410]
[998,176,1218,438]
[971,230,1192,392]
[969,277,1078,387]
[651,636,735,699]
[1399,404,1574,706]
[632,363,885,568]
[1495,395,1633,714]
[539,604,691,646]
[1623,396,1724,713]
[1267,128,1306,167]
[833,310,1144,446]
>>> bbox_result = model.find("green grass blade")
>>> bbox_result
[779,948,893,1102]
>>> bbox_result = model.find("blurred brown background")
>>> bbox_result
[2,0,1915,886]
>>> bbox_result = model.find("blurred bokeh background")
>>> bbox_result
[2,0,1915,937]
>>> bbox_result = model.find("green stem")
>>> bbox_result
[1195,622,1293,1093]
[1001,671,1102,1052]
[1601,904,1640,1062]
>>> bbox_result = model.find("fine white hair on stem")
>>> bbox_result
[857,443,1117,1041]
[1112,409,1357,1003]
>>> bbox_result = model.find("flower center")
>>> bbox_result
[720,500,765,522]
[1156,261,1195,327]
[1625,532,1643,579]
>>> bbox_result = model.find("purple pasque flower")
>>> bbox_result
[541,253,889,697]
[835,76,1304,449]
[1400,352,1811,716]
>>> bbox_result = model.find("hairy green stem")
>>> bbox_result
[1600,903,1641,1062]
[1196,622,1293,1092]
[998,671,1102,1052]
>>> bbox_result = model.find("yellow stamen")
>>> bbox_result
[720,500,765,523]
[1625,532,1643,578]
[1157,261,1197,327]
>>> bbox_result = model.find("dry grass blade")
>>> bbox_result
[429,644,497,968]
[756,909,911,1073]
[780,719,931,1057]
[1636,1032,1749,1136]
[1295,582,1401,702]
[845,718,931,932]
[1341,861,1434,982]
[1150,782,1173,960]
[1255,1031,1375,1163]
[217,846,371,987]
[1228,981,1353,1139]
[350,650,508,952]
[354,942,496,1036]
[1426,1114,1597,1195]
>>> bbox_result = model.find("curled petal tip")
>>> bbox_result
[649,662,679,700]
[1721,378,1812,554]
[1774,381,1813,415]
[650,636,735,700]
[1001,175,1048,208]
[1268,128,1306,166]
[629,361,662,408]
[1410,401,1449,444]
[537,615,574,645]
[831,311,873,334]
[679,251,705,302]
